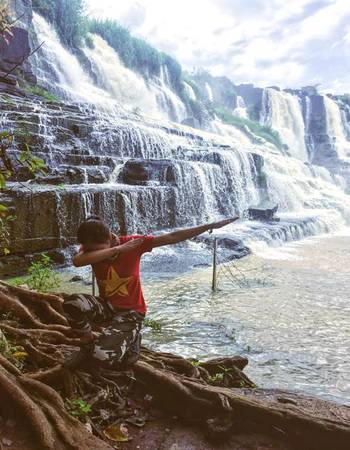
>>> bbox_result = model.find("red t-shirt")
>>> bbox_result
[92,235,154,314]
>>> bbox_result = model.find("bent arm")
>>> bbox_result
[153,217,238,248]
[73,246,120,267]
[73,237,144,267]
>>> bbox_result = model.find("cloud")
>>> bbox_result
[86,0,350,93]
[119,2,146,28]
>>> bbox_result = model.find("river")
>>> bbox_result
[140,231,350,405]
[33,231,350,405]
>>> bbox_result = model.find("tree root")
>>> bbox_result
[0,282,349,450]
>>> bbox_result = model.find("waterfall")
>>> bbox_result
[323,95,350,160]
[31,14,186,122]
[263,151,350,218]
[4,10,350,266]
[184,82,196,101]
[82,34,162,119]
[261,88,308,161]
[205,82,214,101]
[31,13,116,109]
[233,96,248,118]
[153,66,187,122]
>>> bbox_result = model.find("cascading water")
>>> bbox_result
[260,88,308,161]
[233,96,248,118]
[183,82,196,101]
[153,66,187,122]
[323,95,350,160]
[3,12,350,266]
[82,34,162,119]
[31,14,186,122]
[31,13,117,109]
[205,82,214,101]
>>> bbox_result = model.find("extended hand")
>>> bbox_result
[118,237,144,253]
[209,216,239,230]
[110,232,120,247]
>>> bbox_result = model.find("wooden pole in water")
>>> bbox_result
[92,270,96,296]
[212,237,218,291]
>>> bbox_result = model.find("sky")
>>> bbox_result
[85,0,350,93]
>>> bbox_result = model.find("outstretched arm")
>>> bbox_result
[73,238,144,267]
[152,217,238,248]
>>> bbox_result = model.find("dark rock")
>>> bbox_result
[217,237,251,259]
[196,236,251,259]
[0,27,30,65]
[0,71,17,85]
[46,249,66,264]
[70,275,83,282]
[32,175,65,185]
[0,81,25,96]
[248,204,279,222]
[122,159,176,185]
[250,153,264,173]
[234,83,264,121]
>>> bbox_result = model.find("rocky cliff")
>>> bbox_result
[1,0,350,276]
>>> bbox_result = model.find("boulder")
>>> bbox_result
[0,21,36,85]
[248,204,279,222]
[121,159,176,185]
[196,236,251,259]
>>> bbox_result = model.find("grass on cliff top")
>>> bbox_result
[24,86,59,103]
[215,106,287,152]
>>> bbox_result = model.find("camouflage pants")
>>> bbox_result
[62,294,144,369]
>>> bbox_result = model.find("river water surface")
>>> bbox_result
[140,232,350,405]
[53,232,350,405]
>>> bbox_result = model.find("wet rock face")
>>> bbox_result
[0,94,263,274]
[0,26,36,86]
[235,84,264,121]
[304,95,338,165]
[0,0,36,87]
[122,159,176,185]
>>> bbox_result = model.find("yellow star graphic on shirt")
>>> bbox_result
[100,266,133,298]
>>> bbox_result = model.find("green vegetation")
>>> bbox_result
[0,132,47,255]
[189,359,202,367]
[215,107,286,151]
[208,372,225,385]
[7,275,28,287]
[143,317,162,332]
[32,0,87,48]
[24,86,59,102]
[27,253,61,292]
[32,1,185,94]
[65,398,92,417]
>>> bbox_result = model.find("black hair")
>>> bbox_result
[77,216,110,245]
